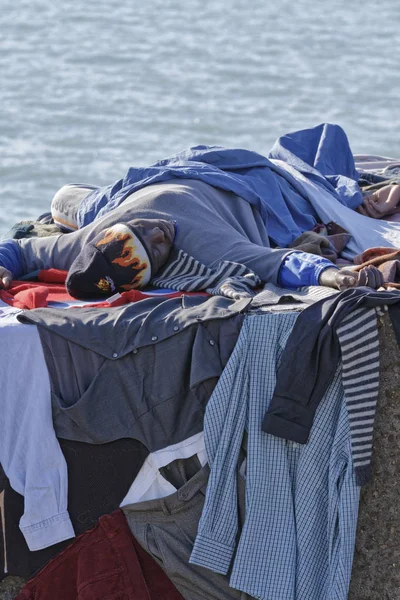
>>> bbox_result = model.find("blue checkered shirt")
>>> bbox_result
[190,312,360,600]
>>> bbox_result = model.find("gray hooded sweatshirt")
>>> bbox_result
[18,178,292,284]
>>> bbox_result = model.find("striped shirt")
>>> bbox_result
[190,312,360,600]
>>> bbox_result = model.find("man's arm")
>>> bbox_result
[0,224,96,290]
[0,226,92,289]
[279,252,384,290]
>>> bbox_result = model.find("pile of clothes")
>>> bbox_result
[1,128,400,600]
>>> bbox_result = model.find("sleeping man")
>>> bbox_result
[0,178,384,295]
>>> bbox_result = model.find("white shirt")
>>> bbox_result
[120,432,207,505]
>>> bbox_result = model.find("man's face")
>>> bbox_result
[130,218,175,274]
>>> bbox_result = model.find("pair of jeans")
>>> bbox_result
[123,464,250,600]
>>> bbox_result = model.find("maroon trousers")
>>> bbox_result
[16,510,184,600]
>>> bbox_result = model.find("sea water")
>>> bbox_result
[0,0,399,235]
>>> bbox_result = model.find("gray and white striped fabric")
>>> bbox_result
[336,306,381,485]
[151,247,260,299]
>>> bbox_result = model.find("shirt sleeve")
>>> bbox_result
[0,239,24,278]
[327,406,360,598]
[278,251,338,289]
[0,313,75,550]
[190,322,248,574]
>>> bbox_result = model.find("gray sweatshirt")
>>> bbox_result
[18,179,292,284]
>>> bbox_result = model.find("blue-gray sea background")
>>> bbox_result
[1,0,399,237]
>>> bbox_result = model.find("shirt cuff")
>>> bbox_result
[262,406,312,443]
[190,534,235,575]
[0,239,24,279]
[278,251,339,289]
[20,511,75,551]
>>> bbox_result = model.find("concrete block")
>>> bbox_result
[349,312,400,600]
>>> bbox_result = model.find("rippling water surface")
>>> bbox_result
[0,0,399,235]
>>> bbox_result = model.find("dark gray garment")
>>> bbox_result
[159,456,205,492]
[17,179,292,285]
[262,288,400,444]
[389,304,400,347]
[123,464,250,600]
[19,295,247,447]
[18,294,250,360]
[1,221,62,241]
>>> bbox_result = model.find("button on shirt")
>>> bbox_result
[190,312,360,600]
[18,294,251,359]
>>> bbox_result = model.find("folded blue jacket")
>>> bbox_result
[77,123,362,248]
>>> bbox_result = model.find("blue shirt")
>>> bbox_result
[0,239,23,278]
[190,312,360,600]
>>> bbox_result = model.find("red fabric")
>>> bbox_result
[0,282,71,309]
[353,247,400,265]
[37,268,69,283]
[0,269,71,308]
[353,247,400,289]
[0,269,208,310]
[15,510,184,600]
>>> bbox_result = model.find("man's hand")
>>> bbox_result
[319,266,384,291]
[357,185,400,219]
[0,267,12,290]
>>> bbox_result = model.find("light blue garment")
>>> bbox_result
[268,122,362,209]
[77,124,362,247]
[273,159,400,259]
[190,312,360,600]
[0,305,74,551]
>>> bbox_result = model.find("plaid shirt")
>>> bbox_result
[190,311,360,600]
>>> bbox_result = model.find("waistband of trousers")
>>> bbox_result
[122,463,209,518]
